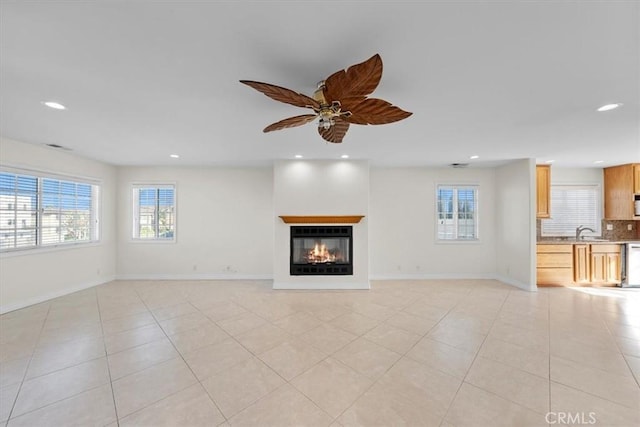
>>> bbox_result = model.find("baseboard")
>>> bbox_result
[0,275,116,315]
[115,273,273,281]
[369,273,497,281]
[1,272,535,314]
[492,274,537,292]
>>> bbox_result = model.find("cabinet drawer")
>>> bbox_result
[537,244,573,253]
[590,244,621,253]
[537,252,573,268]
[537,268,573,286]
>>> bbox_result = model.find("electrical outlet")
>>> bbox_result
[628,224,634,231]
[606,223,613,231]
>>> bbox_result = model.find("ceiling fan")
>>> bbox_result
[240,54,412,143]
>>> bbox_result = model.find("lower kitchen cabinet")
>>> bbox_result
[590,245,621,285]
[573,244,590,283]
[537,245,573,286]
[537,243,622,287]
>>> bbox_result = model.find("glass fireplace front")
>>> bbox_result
[290,226,353,275]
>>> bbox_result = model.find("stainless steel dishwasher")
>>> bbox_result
[622,243,640,287]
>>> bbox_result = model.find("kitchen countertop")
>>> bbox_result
[537,239,640,245]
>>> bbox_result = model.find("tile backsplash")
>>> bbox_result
[601,220,639,240]
[537,219,639,240]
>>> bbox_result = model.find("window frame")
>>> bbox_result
[0,166,101,254]
[435,184,480,243]
[131,183,177,243]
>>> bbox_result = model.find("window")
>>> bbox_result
[132,185,175,240]
[437,185,478,240]
[0,170,99,251]
[541,185,600,236]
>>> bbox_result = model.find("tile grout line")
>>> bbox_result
[548,288,552,418]
[328,284,473,425]
[127,289,229,424]
[200,289,338,422]
[597,298,640,389]
[5,280,637,426]
[96,288,121,426]
[548,290,640,412]
[280,302,402,424]
[440,286,511,425]
[545,291,552,420]
[206,290,398,423]
[5,301,52,424]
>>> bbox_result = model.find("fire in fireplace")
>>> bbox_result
[290,226,353,275]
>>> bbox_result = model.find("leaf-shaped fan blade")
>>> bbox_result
[240,80,320,110]
[318,117,350,143]
[263,114,318,133]
[345,98,412,125]
[339,96,367,113]
[323,54,383,104]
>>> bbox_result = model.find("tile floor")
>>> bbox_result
[1,279,639,426]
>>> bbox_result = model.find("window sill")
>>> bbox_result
[129,238,176,244]
[0,241,103,258]
[436,239,482,244]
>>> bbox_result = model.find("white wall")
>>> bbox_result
[495,159,536,291]
[551,167,603,185]
[369,167,497,279]
[273,160,370,289]
[116,166,273,279]
[0,138,117,313]
[1,140,542,312]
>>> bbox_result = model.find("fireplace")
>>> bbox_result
[290,226,353,275]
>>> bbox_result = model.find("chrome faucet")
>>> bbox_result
[576,225,595,240]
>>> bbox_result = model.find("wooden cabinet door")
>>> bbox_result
[573,244,590,283]
[634,164,640,194]
[590,252,607,283]
[536,165,551,219]
[604,164,634,219]
[606,252,621,283]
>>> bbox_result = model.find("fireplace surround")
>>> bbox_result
[290,226,353,275]
[273,160,369,289]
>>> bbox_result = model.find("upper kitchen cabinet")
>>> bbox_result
[604,163,640,220]
[536,165,551,218]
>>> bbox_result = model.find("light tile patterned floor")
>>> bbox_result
[1,280,639,426]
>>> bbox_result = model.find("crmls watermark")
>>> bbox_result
[546,412,597,425]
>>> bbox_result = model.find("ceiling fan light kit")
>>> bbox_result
[240,54,412,143]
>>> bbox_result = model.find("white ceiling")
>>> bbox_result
[1,1,638,168]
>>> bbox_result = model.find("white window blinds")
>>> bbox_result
[541,185,600,236]
[0,170,100,251]
[132,185,176,240]
[437,185,479,240]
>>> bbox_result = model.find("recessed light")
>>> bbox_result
[545,160,555,164]
[594,160,604,164]
[470,155,479,160]
[42,101,66,110]
[294,154,303,159]
[341,155,349,159]
[170,154,180,159]
[597,103,622,112]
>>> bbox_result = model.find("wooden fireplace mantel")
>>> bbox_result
[279,215,365,224]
